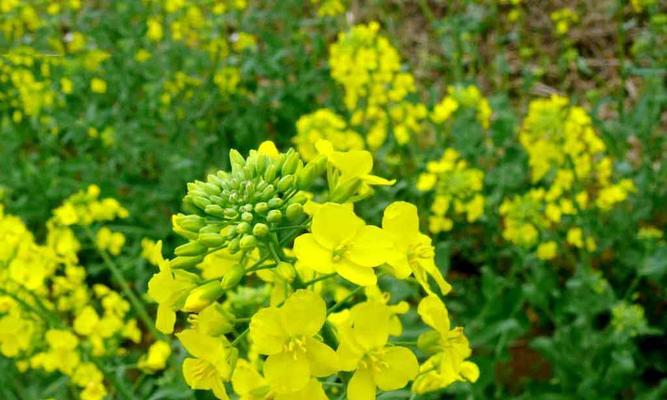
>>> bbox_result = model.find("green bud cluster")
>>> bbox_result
[171,147,323,266]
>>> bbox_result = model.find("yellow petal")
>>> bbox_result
[258,141,279,158]
[335,259,376,286]
[417,295,450,333]
[460,361,480,382]
[346,226,391,267]
[293,234,334,273]
[349,301,390,350]
[280,290,326,337]
[304,337,338,377]
[311,203,364,249]
[155,303,176,334]
[373,346,419,391]
[382,201,419,241]
[347,368,376,400]
[329,150,373,179]
[249,307,287,355]
[362,174,395,186]
[231,359,267,396]
[264,351,310,394]
[275,379,328,400]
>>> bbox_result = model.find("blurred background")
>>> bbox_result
[0,0,665,399]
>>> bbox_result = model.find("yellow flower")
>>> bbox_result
[413,296,478,393]
[90,78,107,94]
[317,140,395,194]
[138,341,172,373]
[536,241,558,260]
[336,301,419,400]
[294,203,391,286]
[147,241,200,333]
[248,290,337,394]
[177,329,234,399]
[231,359,328,400]
[382,201,451,294]
[95,226,125,255]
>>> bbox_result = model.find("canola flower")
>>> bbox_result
[146,140,477,399]
[0,189,167,399]
[417,148,485,234]
[499,96,636,258]
[329,22,426,149]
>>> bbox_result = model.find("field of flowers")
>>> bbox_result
[1,0,665,399]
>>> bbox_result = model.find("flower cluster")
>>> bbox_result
[500,95,635,258]
[417,149,485,233]
[0,189,161,400]
[146,141,477,399]
[329,22,427,149]
[432,85,492,130]
[293,108,365,161]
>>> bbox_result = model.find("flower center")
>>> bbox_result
[359,348,388,372]
[284,336,307,358]
[331,244,348,263]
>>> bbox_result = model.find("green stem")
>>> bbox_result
[302,273,336,287]
[84,227,161,339]
[327,285,365,314]
[231,327,249,346]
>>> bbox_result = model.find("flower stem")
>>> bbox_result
[84,227,161,339]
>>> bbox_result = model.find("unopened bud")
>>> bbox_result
[239,234,257,249]
[286,203,304,221]
[267,209,282,223]
[182,281,224,312]
[277,175,295,192]
[173,214,206,232]
[254,202,268,214]
[175,241,207,256]
[252,223,269,237]
[276,262,296,281]
[205,204,226,218]
[229,149,245,172]
[170,255,204,269]
[198,233,225,247]
[264,164,278,183]
[268,198,283,209]
[281,152,300,176]
[222,264,245,289]
[241,212,253,222]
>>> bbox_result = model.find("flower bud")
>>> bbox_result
[239,234,257,250]
[241,212,253,222]
[268,198,283,209]
[281,152,300,176]
[252,223,270,237]
[277,175,295,192]
[297,155,326,189]
[264,164,278,183]
[198,232,225,247]
[236,221,250,234]
[228,238,240,253]
[286,203,304,221]
[175,241,207,256]
[193,303,234,336]
[173,214,206,232]
[182,281,224,312]
[276,262,296,281]
[192,195,212,210]
[224,208,239,219]
[259,184,275,200]
[222,264,245,289]
[205,204,226,218]
[254,202,268,214]
[229,149,245,172]
[170,255,204,269]
[267,209,282,223]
